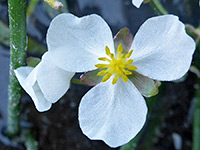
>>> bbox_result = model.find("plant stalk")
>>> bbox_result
[192,79,200,150]
[149,0,168,15]
[24,129,38,150]
[193,89,200,150]
[7,0,27,136]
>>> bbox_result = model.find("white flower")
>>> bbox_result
[46,13,195,147]
[132,0,144,8]
[15,52,75,112]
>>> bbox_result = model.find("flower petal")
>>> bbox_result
[47,13,114,72]
[36,52,75,103]
[131,15,196,81]
[79,78,147,148]
[14,67,52,112]
[132,0,143,8]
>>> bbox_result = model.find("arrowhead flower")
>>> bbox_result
[15,52,75,112]
[46,13,195,147]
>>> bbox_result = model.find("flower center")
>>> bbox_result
[95,43,137,85]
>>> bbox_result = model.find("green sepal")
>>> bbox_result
[114,27,133,54]
[128,71,159,97]
[80,69,103,86]
[26,57,41,67]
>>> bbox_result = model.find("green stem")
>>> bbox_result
[193,79,200,150]
[7,0,27,136]
[149,0,168,15]
[191,23,200,150]
[24,129,38,150]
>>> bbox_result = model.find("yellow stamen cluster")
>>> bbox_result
[95,44,137,85]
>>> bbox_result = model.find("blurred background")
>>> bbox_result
[0,0,200,149]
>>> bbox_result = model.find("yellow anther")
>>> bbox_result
[95,64,108,69]
[96,44,137,85]
[105,46,111,56]
[112,76,118,85]
[98,57,107,61]
[128,65,137,70]
[102,73,112,82]
[117,43,123,53]
[124,70,132,75]
[122,75,128,82]
[126,59,133,64]
[110,53,114,59]
[125,50,133,58]
[98,57,111,63]
[97,70,107,76]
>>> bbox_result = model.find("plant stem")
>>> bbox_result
[149,0,168,15]
[24,129,38,150]
[192,79,200,150]
[7,0,27,136]
[192,24,200,150]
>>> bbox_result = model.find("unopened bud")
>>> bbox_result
[44,0,64,9]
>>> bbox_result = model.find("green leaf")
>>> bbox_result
[80,69,103,86]
[128,71,159,97]
[27,57,41,67]
[114,27,133,53]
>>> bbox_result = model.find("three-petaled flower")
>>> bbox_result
[15,13,195,147]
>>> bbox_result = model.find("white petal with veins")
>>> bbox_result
[36,52,75,103]
[15,66,52,112]
[79,78,147,147]
[131,15,195,81]
[47,13,114,72]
